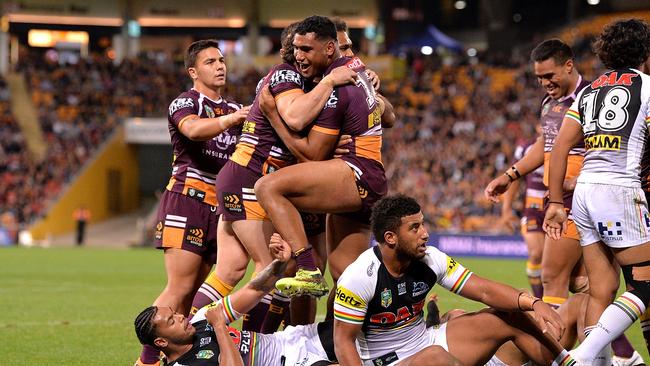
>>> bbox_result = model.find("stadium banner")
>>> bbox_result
[124,118,170,144]
[428,233,527,258]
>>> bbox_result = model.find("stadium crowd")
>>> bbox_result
[0,30,605,235]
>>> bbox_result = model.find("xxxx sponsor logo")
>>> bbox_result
[155,221,163,240]
[186,227,204,246]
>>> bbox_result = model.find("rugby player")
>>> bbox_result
[255,15,387,297]
[333,194,569,366]
[500,135,546,298]
[137,39,250,366]
[544,19,650,366]
[485,38,590,309]
[206,20,358,331]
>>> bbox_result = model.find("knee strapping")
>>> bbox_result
[621,260,650,306]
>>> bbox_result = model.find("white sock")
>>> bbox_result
[552,349,577,366]
[575,292,646,363]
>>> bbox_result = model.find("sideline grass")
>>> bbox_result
[1,247,648,365]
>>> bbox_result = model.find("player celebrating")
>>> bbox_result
[544,19,650,366]
[255,15,387,297]
[136,40,250,366]
[333,194,567,366]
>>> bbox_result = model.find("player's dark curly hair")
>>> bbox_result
[281,22,300,64]
[530,39,573,65]
[134,306,159,347]
[185,39,220,69]
[593,19,650,70]
[294,15,337,42]
[371,194,421,243]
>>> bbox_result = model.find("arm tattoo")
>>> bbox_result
[249,260,287,292]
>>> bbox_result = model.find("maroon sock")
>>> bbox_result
[531,282,543,299]
[295,247,317,271]
[261,292,290,333]
[611,334,635,358]
[140,344,160,364]
[242,294,271,332]
[188,291,214,321]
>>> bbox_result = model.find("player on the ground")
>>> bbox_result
[544,18,650,366]
[333,194,568,366]
[485,38,590,309]
[255,15,388,297]
[136,39,250,366]
[500,136,546,298]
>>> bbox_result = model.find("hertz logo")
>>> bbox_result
[224,195,240,205]
[584,134,621,150]
[335,287,364,308]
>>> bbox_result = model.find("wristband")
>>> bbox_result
[517,291,541,311]
[548,201,564,205]
[509,166,522,179]
[504,172,516,182]
[292,246,312,258]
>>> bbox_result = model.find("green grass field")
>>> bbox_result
[1,246,648,365]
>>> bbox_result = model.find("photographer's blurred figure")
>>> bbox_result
[73,205,90,246]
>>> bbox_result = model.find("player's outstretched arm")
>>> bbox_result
[334,320,364,366]
[276,66,357,131]
[178,106,251,141]
[484,136,544,202]
[206,303,245,366]
[458,274,565,340]
[260,86,338,161]
[226,235,290,314]
[543,117,583,240]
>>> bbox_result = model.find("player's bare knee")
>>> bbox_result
[253,175,275,203]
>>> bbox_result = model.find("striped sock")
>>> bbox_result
[526,261,543,298]
[575,292,646,364]
[189,272,234,319]
[552,349,576,366]
[543,296,566,309]
[640,309,650,355]
[261,291,291,333]
[242,294,271,332]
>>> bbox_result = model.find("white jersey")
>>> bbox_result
[568,68,650,187]
[190,303,333,366]
[334,246,473,364]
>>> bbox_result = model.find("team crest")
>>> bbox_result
[196,350,214,359]
[541,103,551,116]
[204,105,216,118]
[380,288,392,308]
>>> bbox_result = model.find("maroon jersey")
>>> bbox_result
[166,89,242,206]
[312,57,383,167]
[230,63,301,174]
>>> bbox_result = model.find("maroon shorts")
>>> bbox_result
[216,161,268,221]
[154,190,218,263]
[521,208,545,234]
[340,157,387,224]
[301,212,326,237]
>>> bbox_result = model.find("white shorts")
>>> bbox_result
[572,182,650,248]
[268,323,331,366]
[361,323,449,366]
